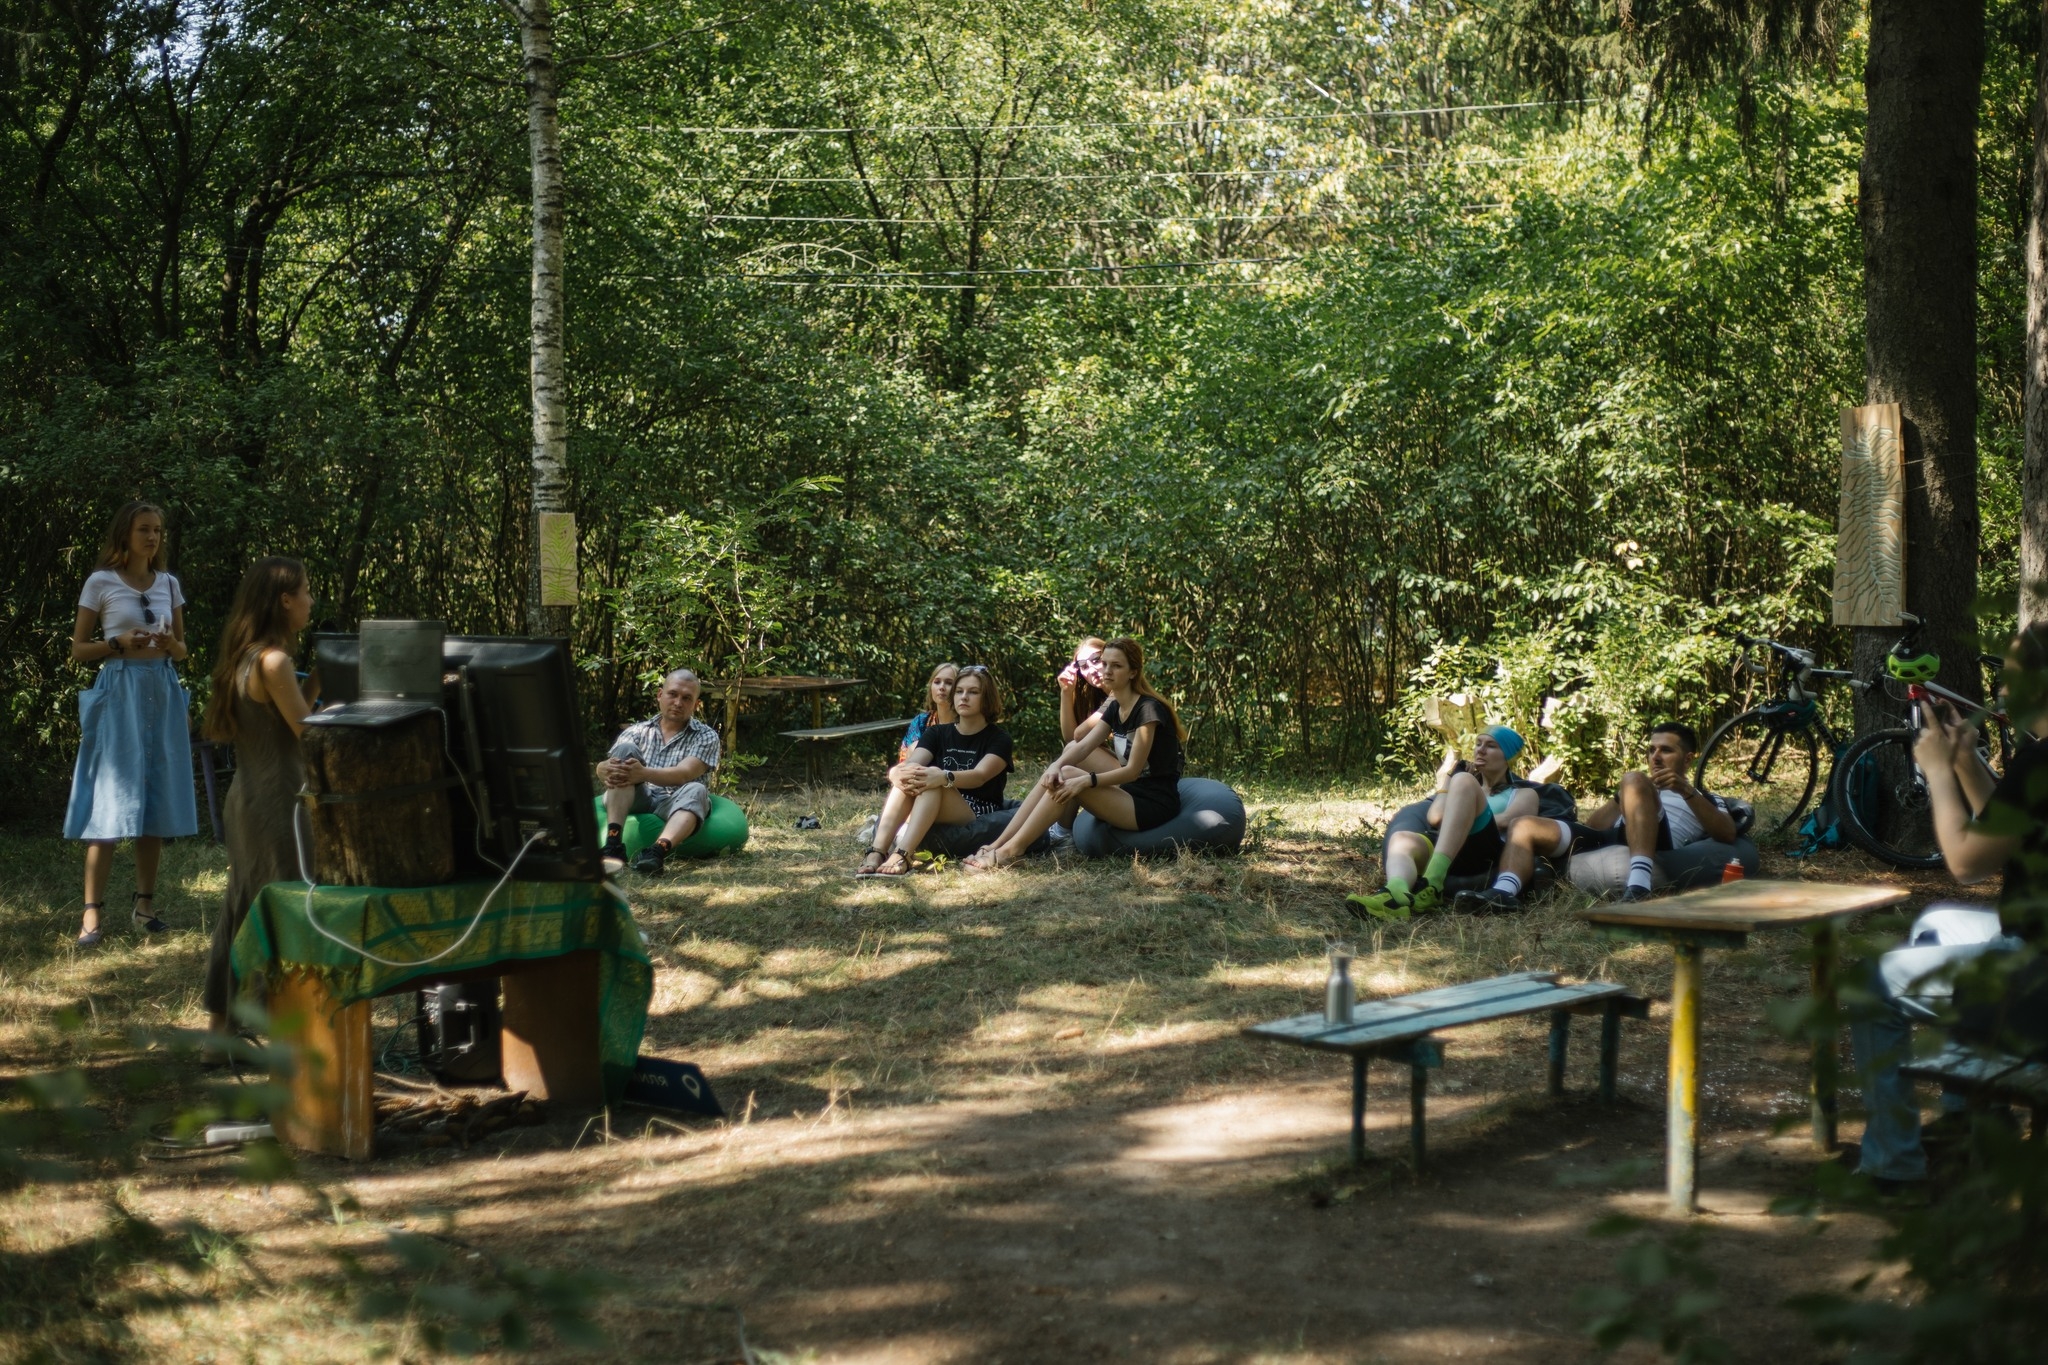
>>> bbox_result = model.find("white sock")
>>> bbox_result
[1490,872,1522,898]
[1626,856,1655,893]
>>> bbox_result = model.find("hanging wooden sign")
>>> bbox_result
[1834,404,1905,627]
[539,511,578,607]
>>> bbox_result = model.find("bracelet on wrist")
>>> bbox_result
[1090,772,1099,787]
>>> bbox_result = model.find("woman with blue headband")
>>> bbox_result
[1348,726,1537,921]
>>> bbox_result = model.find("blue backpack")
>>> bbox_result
[1791,743,1864,857]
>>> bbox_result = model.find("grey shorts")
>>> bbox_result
[632,781,711,823]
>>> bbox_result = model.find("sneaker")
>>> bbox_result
[1454,887,1522,915]
[631,844,667,876]
[1345,888,1412,923]
[600,836,628,865]
[1406,883,1443,915]
[1619,884,1653,904]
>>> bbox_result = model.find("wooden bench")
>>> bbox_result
[1901,1043,2048,1135]
[778,716,918,781]
[1244,970,1651,1171]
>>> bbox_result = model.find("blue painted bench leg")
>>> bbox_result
[1599,1002,1621,1104]
[1410,1062,1427,1175]
[1351,1053,1367,1167]
[1548,1009,1570,1096]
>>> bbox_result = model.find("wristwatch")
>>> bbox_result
[944,770,954,787]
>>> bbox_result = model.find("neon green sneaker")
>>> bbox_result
[1345,888,1413,923]
[1407,883,1444,915]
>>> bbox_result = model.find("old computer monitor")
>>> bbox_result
[313,630,602,882]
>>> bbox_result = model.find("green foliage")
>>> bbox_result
[0,0,2010,806]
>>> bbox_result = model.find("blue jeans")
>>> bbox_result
[1847,962,1949,1181]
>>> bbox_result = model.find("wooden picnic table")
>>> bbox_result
[698,676,865,756]
[1582,879,1908,1213]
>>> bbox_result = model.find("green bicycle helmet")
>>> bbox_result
[1887,647,1941,683]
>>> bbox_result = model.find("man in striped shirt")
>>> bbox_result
[597,668,721,874]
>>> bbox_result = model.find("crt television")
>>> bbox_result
[313,632,602,882]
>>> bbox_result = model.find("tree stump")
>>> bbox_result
[301,711,456,886]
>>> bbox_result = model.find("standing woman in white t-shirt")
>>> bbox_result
[64,501,199,945]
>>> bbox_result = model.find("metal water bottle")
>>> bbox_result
[1325,941,1356,1024]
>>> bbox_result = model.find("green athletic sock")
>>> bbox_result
[1424,852,1453,890]
[1386,876,1412,899]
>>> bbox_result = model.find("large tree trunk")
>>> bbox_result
[2025,0,2048,630]
[520,0,573,638]
[1855,0,1986,712]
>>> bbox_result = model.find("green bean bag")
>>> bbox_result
[593,793,750,859]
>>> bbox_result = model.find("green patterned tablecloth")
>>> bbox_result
[233,878,651,1101]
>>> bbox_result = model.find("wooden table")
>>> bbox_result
[699,676,865,760]
[1582,880,1908,1212]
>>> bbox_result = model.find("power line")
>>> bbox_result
[662,156,1566,186]
[647,98,1589,136]
[731,256,1297,279]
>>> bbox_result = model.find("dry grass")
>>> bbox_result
[0,778,1927,1362]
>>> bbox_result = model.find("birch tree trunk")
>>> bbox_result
[1853,0,1985,714]
[520,0,573,638]
[2025,0,2048,629]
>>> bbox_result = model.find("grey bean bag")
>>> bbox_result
[1568,836,1760,896]
[1071,777,1246,858]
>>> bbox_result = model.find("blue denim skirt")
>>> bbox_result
[64,658,199,841]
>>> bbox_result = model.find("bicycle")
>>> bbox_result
[1692,634,1860,838]
[1830,615,2024,869]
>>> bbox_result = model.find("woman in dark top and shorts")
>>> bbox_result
[966,637,1184,870]
[858,667,1014,876]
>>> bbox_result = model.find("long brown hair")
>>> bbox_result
[203,557,307,741]
[922,661,959,718]
[99,500,167,572]
[1072,635,1108,720]
[1102,637,1188,741]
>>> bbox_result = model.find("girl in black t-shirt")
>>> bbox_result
[965,637,1186,871]
[858,667,1014,876]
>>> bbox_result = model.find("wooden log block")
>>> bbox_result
[270,968,375,1161]
[301,710,455,886]
[500,949,603,1106]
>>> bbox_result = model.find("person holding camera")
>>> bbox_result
[964,638,1185,871]
[1348,727,1538,920]
[64,501,198,946]
[1844,633,2048,1189]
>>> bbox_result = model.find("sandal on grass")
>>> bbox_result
[875,850,912,877]
[855,847,887,877]
[132,890,168,934]
[76,901,104,947]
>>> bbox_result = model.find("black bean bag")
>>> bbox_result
[915,802,1051,859]
[1071,777,1246,859]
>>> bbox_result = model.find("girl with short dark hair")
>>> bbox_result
[858,666,1014,877]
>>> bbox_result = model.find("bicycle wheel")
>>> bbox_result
[1831,729,1945,869]
[1694,708,1820,837]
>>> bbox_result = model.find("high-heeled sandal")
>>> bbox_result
[131,891,169,934]
[76,901,104,947]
